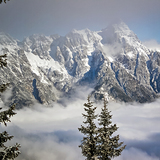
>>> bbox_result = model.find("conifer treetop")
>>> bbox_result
[78,96,98,160]
[97,98,126,160]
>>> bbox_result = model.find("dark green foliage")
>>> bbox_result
[97,99,126,160]
[0,0,10,4]
[78,96,98,160]
[0,131,13,147]
[79,97,126,160]
[0,54,20,159]
[0,104,21,160]
[0,104,16,126]
[0,131,20,160]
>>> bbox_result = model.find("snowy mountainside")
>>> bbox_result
[0,22,159,108]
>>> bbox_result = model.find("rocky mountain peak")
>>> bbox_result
[0,22,160,108]
[99,21,139,44]
[0,32,17,46]
[112,21,135,36]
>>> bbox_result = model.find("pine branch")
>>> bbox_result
[1,143,21,160]
[0,104,16,126]
[0,131,13,147]
[97,98,126,160]
[78,96,98,159]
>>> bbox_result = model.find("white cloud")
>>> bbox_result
[97,42,123,62]
[0,86,13,104]
[143,40,160,52]
[16,135,82,160]
[114,148,159,160]
[111,100,160,140]
[1,95,160,160]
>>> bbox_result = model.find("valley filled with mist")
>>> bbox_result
[0,86,160,160]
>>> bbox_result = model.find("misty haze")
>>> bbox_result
[0,0,160,160]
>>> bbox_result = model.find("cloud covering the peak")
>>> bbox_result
[0,0,160,42]
[143,40,160,52]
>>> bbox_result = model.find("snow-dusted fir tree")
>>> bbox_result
[78,96,98,160]
[0,54,20,160]
[97,99,126,160]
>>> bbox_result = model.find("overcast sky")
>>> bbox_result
[0,0,160,42]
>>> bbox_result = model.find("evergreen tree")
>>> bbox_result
[97,99,126,160]
[0,54,20,160]
[78,96,98,160]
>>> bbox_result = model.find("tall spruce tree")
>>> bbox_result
[97,99,126,160]
[0,54,20,160]
[78,96,98,160]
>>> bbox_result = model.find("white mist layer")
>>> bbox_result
[143,39,160,52]
[0,95,160,160]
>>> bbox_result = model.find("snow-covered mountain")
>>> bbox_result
[0,22,159,108]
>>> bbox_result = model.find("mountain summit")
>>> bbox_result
[0,22,159,108]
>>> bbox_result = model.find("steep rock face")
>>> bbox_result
[0,22,159,108]
[79,22,157,102]
[0,35,57,108]
[19,34,53,59]
[147,51,160,93]
[50,29,102,79]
